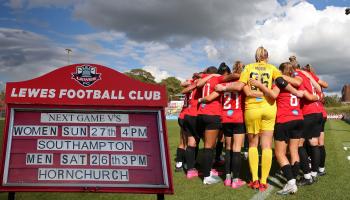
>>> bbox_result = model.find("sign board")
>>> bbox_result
[0,64,173,194]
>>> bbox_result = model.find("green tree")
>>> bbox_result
[0,90,4,101]
[124,69,156,84]
[160,77,182,101]
[324,95,342,107]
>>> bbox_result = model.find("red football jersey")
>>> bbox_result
[178,92,190,119]
[295,69,321,115]
[197,75,222,116]
[221,82,244,123]
[276,85,304,123]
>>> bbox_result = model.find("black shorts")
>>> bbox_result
[178,118,185,129]
[196,115,222,136]
[274,120,303,143]
[302,113,323,140]
[321,117,327,132]
[222,123,245,137]
[183,115,198,138]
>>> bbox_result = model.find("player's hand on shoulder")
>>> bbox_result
[215,84,226,92]
[296,90,304,98]
[249,78,261,87]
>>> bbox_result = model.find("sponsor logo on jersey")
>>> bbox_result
[292,110,299,115]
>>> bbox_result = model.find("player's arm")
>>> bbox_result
[318,79,328,88]
[242,85,264,98]
[215,82,245,92]
[198,91,220,104]
[249,78,280,99]
[218,73,241,83]
[181,83,196,94]
[282,75,303,87]
[196,74,219,87]
[302,90,318,101]
[272,67,303,97]
[180,80,192,87]
[216,65,248,92]
[300,71,322,92]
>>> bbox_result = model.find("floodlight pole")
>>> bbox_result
[65,48,72,65]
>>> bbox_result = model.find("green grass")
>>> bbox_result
[326,105,350,114]
[0,120,350,200]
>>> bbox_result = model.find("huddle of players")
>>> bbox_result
[175,47,328,195]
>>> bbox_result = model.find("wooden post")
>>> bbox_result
[157,194,164,200]
[8,192,15,200]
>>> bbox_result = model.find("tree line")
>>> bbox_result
[124,68,183,101]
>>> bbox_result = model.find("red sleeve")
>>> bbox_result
[201,73,208,78]
[216,75,225,83]
[298,84,305,90]
[310,72,319,82]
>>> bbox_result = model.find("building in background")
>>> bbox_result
[341,84,350,103]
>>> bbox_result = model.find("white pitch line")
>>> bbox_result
[249,176,284,200]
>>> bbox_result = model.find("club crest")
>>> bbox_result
[72,65,101,87]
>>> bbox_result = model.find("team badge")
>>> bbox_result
[72,65,101,87]
[227,110,234,116]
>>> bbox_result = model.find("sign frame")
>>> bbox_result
[0,64,173,195]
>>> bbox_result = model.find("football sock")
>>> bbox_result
[224,150,231,175]
[176,148,186,163]
[319,145,326,168]
[215,141,224,161]
[281,164,294,181]
[248,147,259,182]
[292,162,300,177]
[310,146,320,173]
[261,148,272,184]
[185,146,196,170]
[231,151,241,178]
[299,147,311,174]
[203,148,214,177]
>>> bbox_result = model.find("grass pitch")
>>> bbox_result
[0,119,350,200]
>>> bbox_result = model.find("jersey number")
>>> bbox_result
[202,83,210,97]
[249,72,270,90]
[290,94,298,106]
[223,92,239,109]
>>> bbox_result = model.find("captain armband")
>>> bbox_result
[275,77,288,89]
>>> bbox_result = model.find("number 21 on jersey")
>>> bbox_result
[223,92,239,109]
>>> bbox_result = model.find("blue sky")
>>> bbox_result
[0,0,349,94]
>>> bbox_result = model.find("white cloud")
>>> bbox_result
[142,66,171,82]
[204,45,218,60]
[3,0,350,93]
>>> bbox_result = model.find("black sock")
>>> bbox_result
[292,162,300,178]
[224,150,231,175]
[310,146,320,173]
[203,148,214,177]
[176,148,186,163]
[215,141,224,161]
[231,151,241,178]
[305,142,312,157]
[281,164,294,181]
[185,146,196,170]
[298,147,311,174]
[319,145,326,168]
